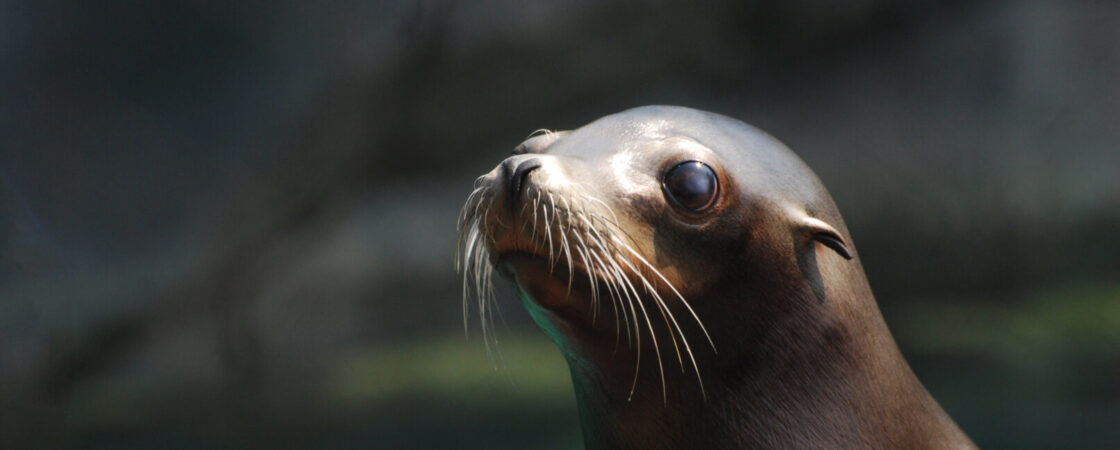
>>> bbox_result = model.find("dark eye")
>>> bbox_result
[661,161,719,213]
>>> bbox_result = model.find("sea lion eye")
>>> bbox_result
[662,161,719,213]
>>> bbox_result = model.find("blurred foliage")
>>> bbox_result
[895,282,1120,360]
[324,333,572,406]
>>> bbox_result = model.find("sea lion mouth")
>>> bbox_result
[456,176,716,400]
[459,181,630,324]
[494,251,604,328]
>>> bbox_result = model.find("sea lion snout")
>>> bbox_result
[501,156,542,211]
[480,153,574,221]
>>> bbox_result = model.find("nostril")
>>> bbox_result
[508,158,543,209]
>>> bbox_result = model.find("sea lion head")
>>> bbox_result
[457,105,867,401]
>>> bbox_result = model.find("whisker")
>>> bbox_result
[528,128,554,138]
[573,245,599,321]
[614,238,716,351]
[585,239,628,345]
[615,239,712,398]
[583,195,620,225]
[607,255,664,402]
[456,188,481,230]
[456,179,713,403]
[617,256,686,370]
[459,223,480,334]
[558,197,575,297]
[532,190,541,234]
[540,200,553,271]
[583,233,630,344]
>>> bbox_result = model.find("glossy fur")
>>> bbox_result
[459,106,975,449]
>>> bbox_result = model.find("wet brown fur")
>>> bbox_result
[459,106,975,449]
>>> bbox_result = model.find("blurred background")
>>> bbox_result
[1,1,1118,448]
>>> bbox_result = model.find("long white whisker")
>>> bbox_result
[573,245,599,321]
[616,256,686,369]
[532,190,541,234]
[457,177,715,403]
[459,223,481,334]
[608,254,665,403]
[615,239,712,398]
[604,260,642,395]
[583,195,620,225]
[558,197,575,298]
[580,218,632,348]
[586,237,630,348]
[615,238,716,350]
[539,200,553,270]
[456,188,481,230]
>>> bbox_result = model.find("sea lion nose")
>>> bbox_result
[501,156,542,212]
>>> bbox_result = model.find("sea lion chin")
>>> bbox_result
[456,106,976,449]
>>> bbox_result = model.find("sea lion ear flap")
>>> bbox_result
[800,217,853,260]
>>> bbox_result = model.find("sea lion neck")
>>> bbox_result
[565,284,965,449]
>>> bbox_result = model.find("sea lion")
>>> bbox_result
[456,106,975,449]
